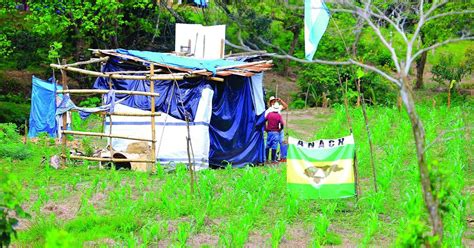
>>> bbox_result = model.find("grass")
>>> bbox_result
[0,94,472,247]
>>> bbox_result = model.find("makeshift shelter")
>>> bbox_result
[48,49,272,170]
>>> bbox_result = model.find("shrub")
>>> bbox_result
[0,174,30,247]
[432,50,473,88]
[289,99,305,109]
[0,123,32,160]
[0,102,30,128]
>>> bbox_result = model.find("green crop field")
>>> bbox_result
[1,95,472,247]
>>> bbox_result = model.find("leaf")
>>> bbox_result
[449,80,456,89]
[356,68,365,79]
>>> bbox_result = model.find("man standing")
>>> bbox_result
[265,96,288,161]
[265,106,285,163]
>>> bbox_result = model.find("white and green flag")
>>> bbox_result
[304,0,330,60]
[287,135,356,199]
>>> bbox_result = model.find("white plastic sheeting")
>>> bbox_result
[175,23,226,59]
[104,87,214,170]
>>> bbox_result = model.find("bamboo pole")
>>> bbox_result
[208,77,224,82]
[70,109,162,117]
[58,89,160,97]
[186,115,195,195]
[61,130,154,142]
[104,69,163,74]
[189,60,273,75]
[360,91,378,193]
[60,59,69,167]
[107,79,114,162]
[23,119,28,144]
[59,56,109,68]
[150,64,157,173]
[50,64,188,81]
[68,155,155,163]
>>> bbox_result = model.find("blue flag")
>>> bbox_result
[304,0,330,61]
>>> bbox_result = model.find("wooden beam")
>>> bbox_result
[150,64,157,173]
[60,56,109,67]
[50,64,188,80]
[60,59,69,168]
[208,77,224,82]
[58,89,160,97]
[69,109,161,117]
[190,60,273,75]
[68,155,155,163]
[104,69,163,74]
[62,130,155,142]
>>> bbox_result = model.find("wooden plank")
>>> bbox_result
[60,56,109,67]
[62,130,155,142]
[50,64,188,80]
[58,89,160,97]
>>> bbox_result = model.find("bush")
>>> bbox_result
[289,99,305,109]
[0,174,30,247]
[0,143,32,160]
[296,64,397,107]
[0,102,30,128]
[432,50,473,88]
[0,123,32,160]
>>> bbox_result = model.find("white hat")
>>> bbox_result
[269,96,276,102]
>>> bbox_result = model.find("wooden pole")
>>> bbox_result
[360,91,378,193]
[353,152,361,199]
[58,56,109,68]
[150,64,157,173]
[339,75,358,197]
[60,59,69,168]
[186,115,194,195]
[304,86,310,109]
[107,79,114,167]
[58,89,160,97]
[220,38,225,58]
[61,130,154,142]
[24,119,28,144]
[50,64,189,81]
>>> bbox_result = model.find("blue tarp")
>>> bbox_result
[209,76,265,167]
[116,49,244,75]
[94,62,208,121]
[28,76,62,137]
[193,0,207,7]
[94,62,265,167]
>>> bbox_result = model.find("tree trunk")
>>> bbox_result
[415,51,428,89]
[284,28,300,77]
[400,77,443,243]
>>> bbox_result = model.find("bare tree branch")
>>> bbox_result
[225,40,351,66]
[426,10,474,22]
[349,59,401,86]
[424,126,470,153]
[410,36,474,64]
[356,6,402,73]
[371,6,409,43]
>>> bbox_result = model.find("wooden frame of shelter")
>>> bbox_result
[50,50,273,171]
